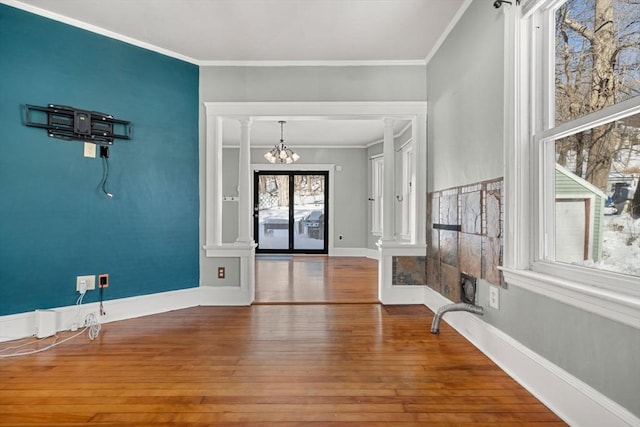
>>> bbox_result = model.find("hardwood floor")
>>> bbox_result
[1,258,565,425]
[255,256,379,304]
[0,304,565,426]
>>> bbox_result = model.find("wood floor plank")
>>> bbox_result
[1,258,565,425]
[254,256,378,303]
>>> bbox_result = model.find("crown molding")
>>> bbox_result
[199,60,426,67]
[5,1,428,68]
[425,0,473,65]
[3,0,199,64]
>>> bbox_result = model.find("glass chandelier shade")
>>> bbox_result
[264,121,300,164]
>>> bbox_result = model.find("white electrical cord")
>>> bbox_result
[85,312,101,340]
[0,285,103,358]
[0,328,85,358]
[0,314,101,358]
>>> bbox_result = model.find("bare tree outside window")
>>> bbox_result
[555,0,640,190]
[553,0,640,276]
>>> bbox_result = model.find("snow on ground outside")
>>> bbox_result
[581,213,640,277]
[258,205,325,250]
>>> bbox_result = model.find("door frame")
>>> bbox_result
[202,101,427,306]
[252,163,335,254]
[254,170,329,254]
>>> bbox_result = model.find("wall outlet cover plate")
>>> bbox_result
[76,275,96,292]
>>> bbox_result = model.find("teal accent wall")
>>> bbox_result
[0,5,200,316]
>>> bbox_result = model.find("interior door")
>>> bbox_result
[254,171,328,254]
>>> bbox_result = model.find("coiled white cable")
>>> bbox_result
[0,312,101,358]
[85,312,101,340]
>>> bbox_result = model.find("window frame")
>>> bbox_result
[371,155,384,236]
[400,140,415,241]
[502,0,640,329]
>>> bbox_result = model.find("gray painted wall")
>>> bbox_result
[199,66,427,102]
[428,1,640,416]
[427,3,503,191]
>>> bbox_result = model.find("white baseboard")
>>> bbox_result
[0,311,36,342]
[199,285,253,306]
[366,248,379,259]
[329,247,368,257]
[424,288,639,427]
[379,285,426,305]
[0,287,202,343]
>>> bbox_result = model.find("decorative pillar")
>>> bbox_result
[381,117,396,243]
[236,118,253,244]
[414,114,427,246]
[205,110,223,248]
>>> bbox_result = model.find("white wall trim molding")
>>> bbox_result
[366,248,380,260]
[199,285,253,306]
[199,60,427,67]
[501,268,640,329]
[3,0,198,65]
[203,101,428,119]
[4,1,429,68]
[203,243,256,305]
[329,248,369,257]
[424,287,639,427]
[204,102,428,304]
[377,243,427,305]
[0,288,202,343]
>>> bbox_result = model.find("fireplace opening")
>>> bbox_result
[460,272,477,305]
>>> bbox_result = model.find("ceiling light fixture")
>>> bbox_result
[264,120,300,164]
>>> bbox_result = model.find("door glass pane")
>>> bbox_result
[294,174,326,251]
[257,174,290,250]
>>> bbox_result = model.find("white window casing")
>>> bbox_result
[371,155,384,236]
[502,0,640,329]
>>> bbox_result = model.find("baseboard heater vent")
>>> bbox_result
[35,309,57,339]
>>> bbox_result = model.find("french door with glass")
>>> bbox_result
[254,171,328,254]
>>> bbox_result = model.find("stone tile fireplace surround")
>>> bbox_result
[389,177,503,301]
[426,178,504,302]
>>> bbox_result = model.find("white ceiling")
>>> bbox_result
[10,0,468,64]
[7,0,469,147]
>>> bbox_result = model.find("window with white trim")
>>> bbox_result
[521,0,640,293]
[400,140,415,241]
[371,156,384,235]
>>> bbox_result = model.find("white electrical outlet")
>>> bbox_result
[76,275,96,292]
[489,286,500,309]
[83,142,96,158]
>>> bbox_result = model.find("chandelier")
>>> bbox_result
[264,121,300,164]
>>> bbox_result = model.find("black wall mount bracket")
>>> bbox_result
[24,104,132,146]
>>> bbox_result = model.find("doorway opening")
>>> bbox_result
[254,171,328,254]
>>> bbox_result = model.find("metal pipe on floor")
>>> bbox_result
[430,303,484,334]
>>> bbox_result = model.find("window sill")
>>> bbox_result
[500,267,640,329]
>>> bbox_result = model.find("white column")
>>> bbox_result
[236,118,253,244]
[381,117,395,243]
[413,114,427,246]
[205,108,223,248]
